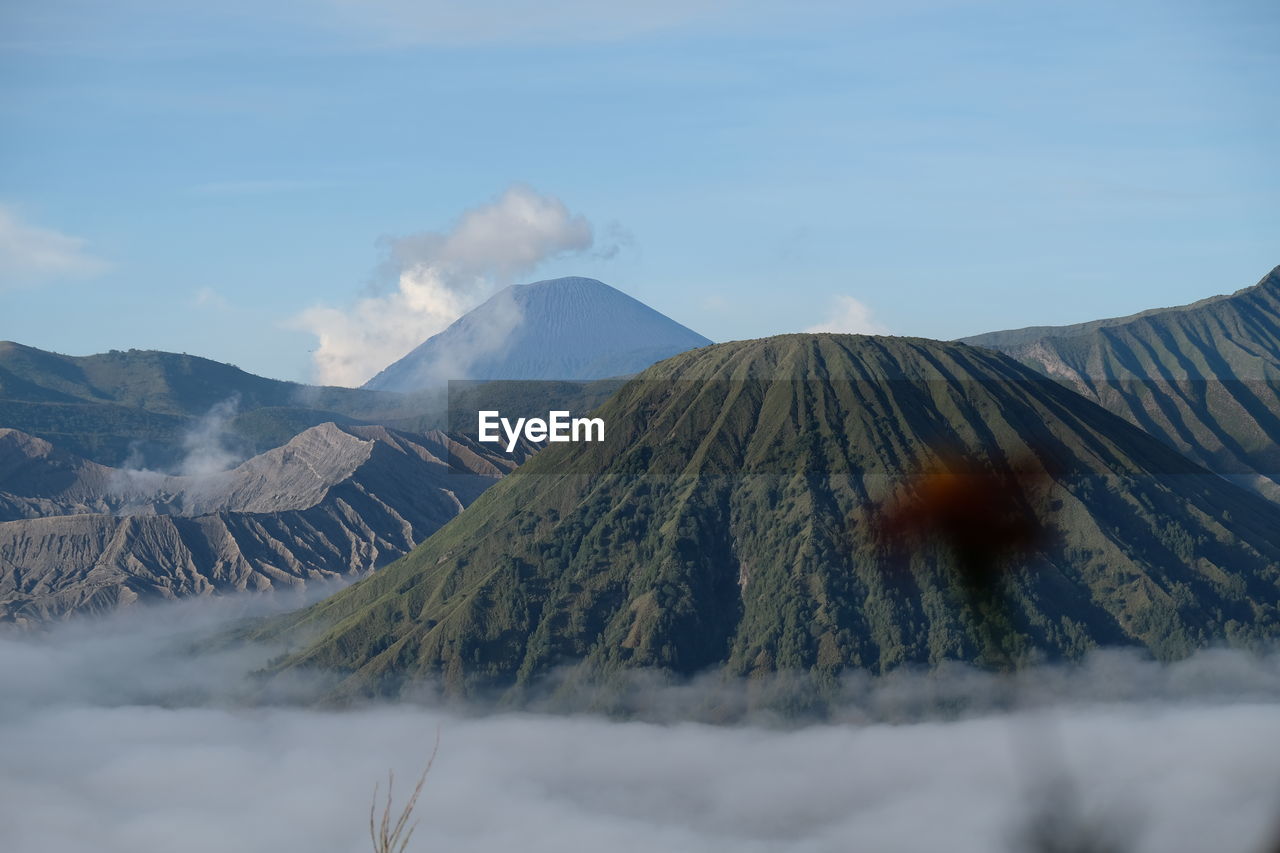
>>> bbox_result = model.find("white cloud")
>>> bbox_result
[295,185,597,387]
[192,286,230,310]
[0,204,107,288]
[1,602,1279,853]
[806,295,889,335]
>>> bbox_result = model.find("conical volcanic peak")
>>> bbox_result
[525,333,1204,482]
[362,277,713,391]
[642,333,1034,381]
[259,334,1280,701]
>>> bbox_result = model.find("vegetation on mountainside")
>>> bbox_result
[251,334,1280,701]
[0,341,621,468]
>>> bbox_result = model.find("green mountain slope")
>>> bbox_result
[0,342,423,466]
[961,265,1280,498]
[255,335,1280,700]
[0,341,357,412]
[0,342,619,468]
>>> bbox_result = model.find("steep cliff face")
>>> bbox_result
[0,424,514,625]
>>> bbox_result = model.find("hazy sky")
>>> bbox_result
[1,0,1277,383]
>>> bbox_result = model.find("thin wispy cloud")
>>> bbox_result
[806,295,889,335]
[190,179,341,197]
[0,0,935,58]
[0,0,810,53]
[295,184,602,387]
[0,204,107,289]
[192,287,230,310]
[324,0,736,45]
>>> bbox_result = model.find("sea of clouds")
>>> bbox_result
[1,598,1278,853]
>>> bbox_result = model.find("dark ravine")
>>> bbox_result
[961,265,1280,500]
[252,334,1280,701]
[0,423,515,625]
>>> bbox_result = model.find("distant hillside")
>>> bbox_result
[0,341,401,414]
[254,335,1280,701]
[363,277,713,391]
[0,342,427,468]
[961,265,1280,499]
[0,424,514,625]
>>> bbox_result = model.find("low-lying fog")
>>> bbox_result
[2,600,1277,853]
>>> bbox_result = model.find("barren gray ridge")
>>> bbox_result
[0,424,514,625]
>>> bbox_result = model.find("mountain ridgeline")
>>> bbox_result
[0,277,711,466]
[256,335,1280,700]
[0,341,397,415]
[962,265,1280,499]
[0,341,426,468]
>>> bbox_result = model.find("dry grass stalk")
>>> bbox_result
[370,730,440,853]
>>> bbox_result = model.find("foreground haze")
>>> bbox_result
[1,601,1277,853]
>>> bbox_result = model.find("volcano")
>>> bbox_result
[263,335,1280,698]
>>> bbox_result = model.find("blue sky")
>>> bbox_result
[1,0,1277,384]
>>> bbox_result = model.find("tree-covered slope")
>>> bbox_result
[0,341,393,413]
[256,335,1280,699]
[961,265,1280,498]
